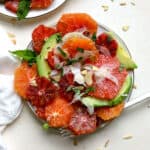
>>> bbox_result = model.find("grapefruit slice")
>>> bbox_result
[30,0,53,9]
[89,55,128,99]
[69,107,97,135]
[96,102,124,121]
[45,97,74,127]
[62,36,98,58]
[14,62,37,99]
[56,13,98,35]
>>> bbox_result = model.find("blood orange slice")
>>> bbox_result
[56,13,98,35]
[14,62,37,99]
[69,107,97,135]
[32,25,56,53]
[89,55,127,99]
[96,102,125,121]
[45,97,74,127]
[30,0,53,9]
[62,36,98,58]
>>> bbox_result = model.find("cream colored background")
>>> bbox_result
[0,0,150,149]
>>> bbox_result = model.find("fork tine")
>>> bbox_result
[57,128,75,138]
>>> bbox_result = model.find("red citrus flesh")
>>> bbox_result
[14,62,37,99]
[96,102,125,121]
[57,13,98,35]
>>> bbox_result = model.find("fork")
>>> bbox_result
[58,92,150,138]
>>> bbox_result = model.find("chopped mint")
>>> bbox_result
[66,57,83,65]
[56,34,62,43]
[84,87,95,94]
[43,123,49,130]
[76,47,84,53]
[57,47,67,57]
[91,32,96,42]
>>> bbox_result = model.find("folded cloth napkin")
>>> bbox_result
[0,26,22,150]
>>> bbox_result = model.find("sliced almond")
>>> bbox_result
[92,66,99,71]
[120,2,127,6]
[104,139,110,148]
[84,71,93,86]
[122,25,130,32]
[132,84,137,89]
[7,32,15,38]
[29,77,37,87]
[81,70,88,75]
[11,39,16,45]
[131,1,135,6]
[101,5,109,11]
[123,134,133,140]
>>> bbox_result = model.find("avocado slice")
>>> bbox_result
[116,46,137,69]
[36,33,60,79]
[107,32,137,69]
[81,75,132,108]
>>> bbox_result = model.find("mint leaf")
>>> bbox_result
[84,87,95,94]
[66,57,83,65]
[43,123,49,130]
[76,47,84,53]
[17,0,30,20]
[91,32,96,42]
[57,47,67,57]
[56,34,62,43]
[10,49,36,64]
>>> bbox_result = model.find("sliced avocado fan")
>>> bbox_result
[108,32,137,70]
[36,33,61,79]
[81,75,132,108]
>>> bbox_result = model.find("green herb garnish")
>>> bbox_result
[67,86,83,92]
[107,35,113,42]
[43,123,49,130]
[91,32,97,42]
[10,49,36,64]
[57,47,67,57]
[76,47,84,53]
[119,64,125,72]
[56,34,62,43]
[84,87,95,94]
[17,0,30,20]
[66,57,83,65]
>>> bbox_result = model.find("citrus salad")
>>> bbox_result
[3,0,53,20]
[11,13,137,135]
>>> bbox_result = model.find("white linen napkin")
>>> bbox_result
[0,26,22,150]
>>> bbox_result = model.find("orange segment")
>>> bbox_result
[96,102,125,121]
[14,62,37,99]
[57,13,98,35]
[62,37,98,58]
[45,97,74,127]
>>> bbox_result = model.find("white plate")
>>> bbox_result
[0,0,66,19]
[26,24,134,137]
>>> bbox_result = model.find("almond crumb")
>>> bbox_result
[101,5,109,11]
[73,138,78,146]
[120,2,127,6]
[11,39,16,45]
[7,32,16,38]
[104,139,110,148]
[131,1,135,6]
[123,134,133,140]
[132,84,137,89]
[122,25,129,32]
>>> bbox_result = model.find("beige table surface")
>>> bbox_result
[0,0,150,150]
